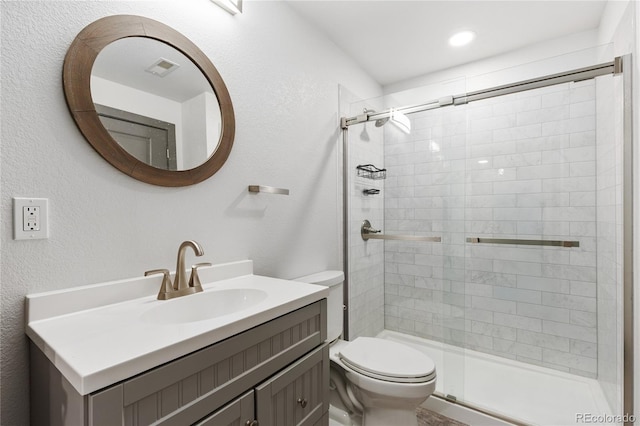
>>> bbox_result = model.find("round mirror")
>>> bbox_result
[63,15,235,186]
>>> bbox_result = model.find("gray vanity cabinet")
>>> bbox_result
[30,300,328,426]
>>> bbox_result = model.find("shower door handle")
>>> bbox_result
[361,220,441,242]
[466,237,579,247]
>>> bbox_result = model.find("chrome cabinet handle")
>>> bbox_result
[245,420,259,426]
[297,398,308,408]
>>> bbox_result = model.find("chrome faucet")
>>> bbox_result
[145,240,211,300]
[174,240,204,292]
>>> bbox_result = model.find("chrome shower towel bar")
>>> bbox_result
[466,237,579,248]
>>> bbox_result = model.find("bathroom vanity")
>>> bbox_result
[26,261,329,426]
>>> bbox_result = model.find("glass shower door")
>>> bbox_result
[460,72,624,423]
[387,99,468,402]
[340,80,468,404]
[352,77,468,403]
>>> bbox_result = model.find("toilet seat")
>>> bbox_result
[338,337,436,384]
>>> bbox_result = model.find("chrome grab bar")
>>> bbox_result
[361,220,442,242]
[466,237,579,248]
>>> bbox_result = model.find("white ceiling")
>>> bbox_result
[285,0,608,86]
[92,37,213,102]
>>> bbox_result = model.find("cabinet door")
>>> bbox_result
[256,343,329,426]
[195,391,255,426]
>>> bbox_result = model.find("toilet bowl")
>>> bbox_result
[295,271,436,426]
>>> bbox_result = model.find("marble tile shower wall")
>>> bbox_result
[384,80,600,378]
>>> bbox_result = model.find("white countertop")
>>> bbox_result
[25,260,328,395]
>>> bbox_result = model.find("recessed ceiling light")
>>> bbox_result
[449,30,476,47]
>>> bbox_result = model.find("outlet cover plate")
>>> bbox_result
[14,197,49,240]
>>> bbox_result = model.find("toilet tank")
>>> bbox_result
[294,270,344,342]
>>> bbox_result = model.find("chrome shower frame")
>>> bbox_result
[340,55,634,423]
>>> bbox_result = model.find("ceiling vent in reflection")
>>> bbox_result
[145,58,180,77]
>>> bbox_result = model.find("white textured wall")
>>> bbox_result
[0,2,381,424]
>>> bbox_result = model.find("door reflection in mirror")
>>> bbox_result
[95,104,177,170]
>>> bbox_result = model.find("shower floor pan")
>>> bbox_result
[378,330,615,426]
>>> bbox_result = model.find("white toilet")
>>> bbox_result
[295,271,436,426]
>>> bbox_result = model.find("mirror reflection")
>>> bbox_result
[91,37,222,171]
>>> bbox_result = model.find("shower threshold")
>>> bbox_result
[378,330,616,426]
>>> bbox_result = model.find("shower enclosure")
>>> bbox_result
[339,51,632,425]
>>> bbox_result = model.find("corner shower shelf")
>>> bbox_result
[357,164,386,180]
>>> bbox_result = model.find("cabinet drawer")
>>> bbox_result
[87,300,326,426]
[195,390,254,426]
[256,343,329,426]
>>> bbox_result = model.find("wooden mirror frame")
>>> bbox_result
[63,15,235,187]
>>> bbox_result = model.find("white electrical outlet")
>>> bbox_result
[14,197,49,240]
[23,206,41,231]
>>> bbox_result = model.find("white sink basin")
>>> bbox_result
[141,288,268,324]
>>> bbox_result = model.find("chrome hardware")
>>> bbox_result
[173,240,204,293]
[248,185,289,195]
[614,56,623,74]
[361,220,442,242]
[438,95,454,106]
[146,241,208,300]
[362,220,381,234]
[245,420,259,426]
[466,237,579,248]
[342,113,368,128]
[445,394,458,403]
[189,262,212,293]
[297,398,308,408]
[144,269,173,300]
[340,60,617,127]
[363,188,380,196]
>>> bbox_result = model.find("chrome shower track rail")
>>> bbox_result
[341,59,618,128]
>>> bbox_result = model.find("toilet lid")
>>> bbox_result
[339,337,436,383]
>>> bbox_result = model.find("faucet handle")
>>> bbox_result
[189,262,212,293]
[145,269,174,300]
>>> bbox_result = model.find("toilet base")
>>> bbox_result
[362,406,418,426]
[329,404,360,426]
[328,402,422,426]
